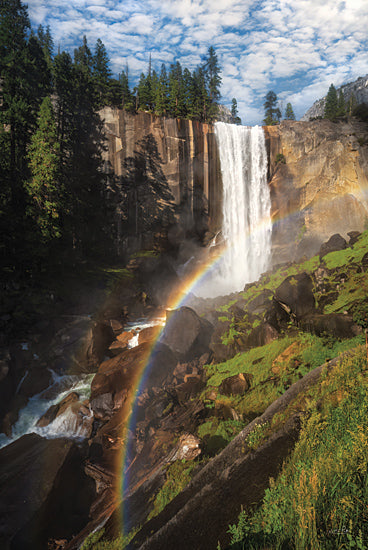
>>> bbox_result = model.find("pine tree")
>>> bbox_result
[347,93,357,115]
[263,91,281,125]
[284,102,295,120]
[337,89,346,117]
[155,64,169,116]
[92,38,112,108]
[37,24,53,69]
[231,98,241,124]
[168,61,186,118]
[324,84,338,120]
[119,66,133,110]
[26,97,61,241]
[204,48,221,97]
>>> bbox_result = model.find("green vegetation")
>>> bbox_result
[324,83,338,120]
[284,102,295,120]
[263,91,281,125]
[227,347,368,549]
[198,418,246,455]
[80,527,140,550]
[148,460,196,520]
[275,153,286,164]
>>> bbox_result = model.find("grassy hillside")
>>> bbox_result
[83,231,368,549]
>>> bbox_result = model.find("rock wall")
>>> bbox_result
[264,119,368,262]
[100,108,222,247]
[101,108,368,264]
[301,74,368,121]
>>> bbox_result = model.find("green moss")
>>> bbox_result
[148,460,196,520]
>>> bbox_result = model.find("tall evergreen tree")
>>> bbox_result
[26,96,61,242]
[92,38,111,108]
[119,66,133,110]
[284,102,295,120]
[0,0,50,266]
[263,91,281,125]
[155,63,169,116]
[324,84,338,120]
[204,46,221,119]
[168,61,186,118]
[37,24,53,69]
[337,89,346,117]
[231,98,241,124]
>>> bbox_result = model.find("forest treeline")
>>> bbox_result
[0,0,229,279]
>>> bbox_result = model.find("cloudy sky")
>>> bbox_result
[27,0,368,125]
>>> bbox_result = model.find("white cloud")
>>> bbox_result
[26,0,368,124]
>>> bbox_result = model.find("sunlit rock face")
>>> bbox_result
[100,107,222,240]
[265,119,368,263]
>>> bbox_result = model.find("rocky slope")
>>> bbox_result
[301,74,368,121]
[2,228,367,549]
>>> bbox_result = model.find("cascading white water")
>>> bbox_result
[196,122,272,297]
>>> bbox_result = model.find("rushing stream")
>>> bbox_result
[197,122,272,297]
[0,316,165,449]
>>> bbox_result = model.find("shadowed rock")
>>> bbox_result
[161,307,213,361]
[275,272,315,319]
[319,233,347,259]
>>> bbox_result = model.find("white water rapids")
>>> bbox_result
[196,122,272,297]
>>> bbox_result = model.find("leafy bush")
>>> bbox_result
[275,153,286,164]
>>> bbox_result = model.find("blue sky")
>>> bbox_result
[27,0,368,125]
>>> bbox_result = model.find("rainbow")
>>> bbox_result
[115,250,226,535]
[115,200,327,535]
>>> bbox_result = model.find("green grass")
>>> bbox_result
[148,460,196,520]
[197,418,246,455]
[202,332,364,422]
[227,346,368,550]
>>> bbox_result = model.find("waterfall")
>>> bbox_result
[197,123,272,297]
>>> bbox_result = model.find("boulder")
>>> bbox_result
[168,433,201,462]
[37,391,80,427]
[319,233,347,259]
[17,366,52,398]
[300,313,361,339]
[347,231,361,246]
[161,307,213,361]
[247,289,273,314]
[362,252,368,271]
[0,434,96,549]
[274,272,316,319]
[90,344,148,419]
[220,373,252,396]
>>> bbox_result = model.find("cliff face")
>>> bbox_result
[101,108,368,264]
[265,119,368,262]
[100,108,222,247]
[301,74,368,121]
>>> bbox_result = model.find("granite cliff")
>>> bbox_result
[101,109,368,264]
[265,118,368,262]
[301,74,368,121]
[100,107,222,248]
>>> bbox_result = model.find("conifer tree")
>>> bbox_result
[168,61,186,118]
[92,38,112,108]
[284,102,295,120]
[119,66,133,110]
[231,98,241,124]
[324,84,338,120]
[337,89,346,117]
[26,97,61,241]
[263,91,281,125]
[155,64,169,116]
[204,46,221,119]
